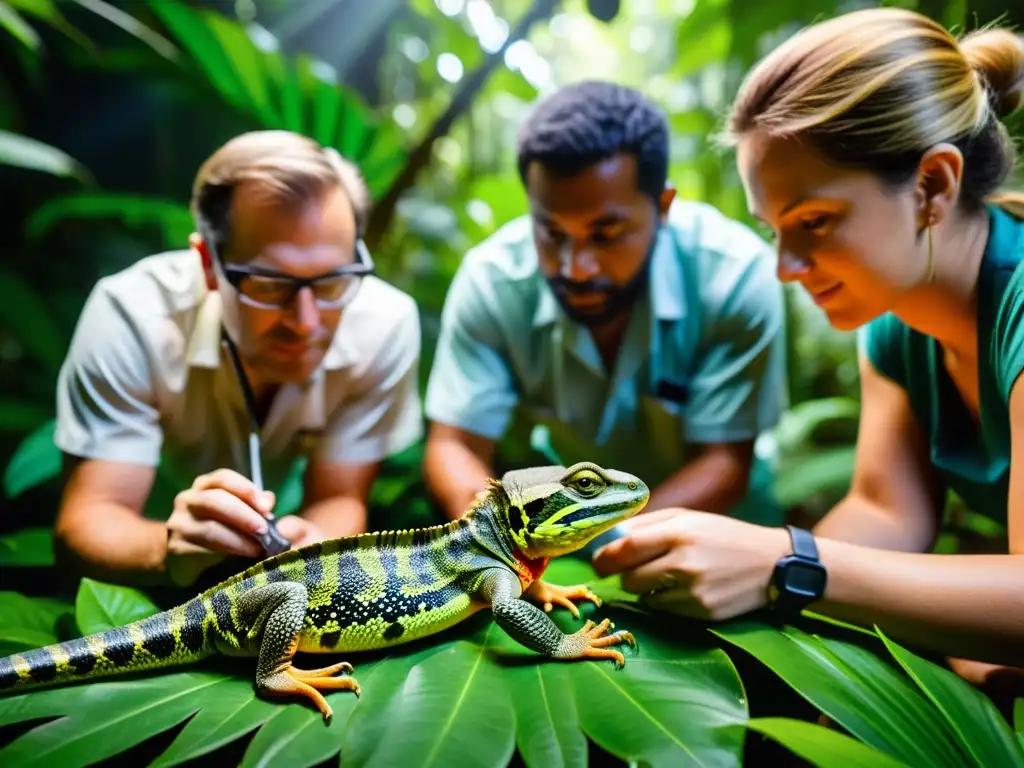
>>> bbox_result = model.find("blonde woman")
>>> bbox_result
[593,7,1024,696]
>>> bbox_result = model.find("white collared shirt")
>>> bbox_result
[54,250,423,500]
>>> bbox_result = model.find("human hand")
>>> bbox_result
[165,469,277,587]
[274,516,329,551]
[591,508,791,621]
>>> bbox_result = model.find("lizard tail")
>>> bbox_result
[0,596,215,694]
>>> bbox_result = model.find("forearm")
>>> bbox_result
[813,493,937,552]
[810,539,1024,665]
[301,497,367,539]
[424,437,493,521]
[54,504,168,587]
[646,448,750,515]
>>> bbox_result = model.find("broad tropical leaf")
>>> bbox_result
[344,628,517,768]
[713,619,1021,767]
[0,591,71,651]
[0,560,749,768]
[0,528,54,568]
[508,662,588,768]
[68,0,178,60]
[2,420,61,500]
[0,129,93,182]
[24,193,194,249]
[878,630,1024,767]
[747,717,910,768]
[0,2,39,51]
[143,0,406,198]
[74,578,161,635]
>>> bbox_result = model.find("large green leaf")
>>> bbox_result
[712,618,1024,767]
[0,2,39,51]
[0,527,54,568]
[0,591,72,651]
[1016,699,1023,751]
[508,663,588,768]
[25,192,194,248]
[0,129,93,182]
[74,578,161,635]
[143,0,405,198]
[878,630,1024,767]
[2,420,61,499]
[747,717,910,768]
[713,620,971,766]
[345,628,517,768]
[69,0,178,60]
[0,560,749,767]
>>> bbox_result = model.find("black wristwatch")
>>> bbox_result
[768,526,827,613]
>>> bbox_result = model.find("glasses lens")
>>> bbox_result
[240,275,295,306]
[237,272,365,308]
[312,274,361,305]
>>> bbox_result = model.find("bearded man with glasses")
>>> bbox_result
[51,130,423,590]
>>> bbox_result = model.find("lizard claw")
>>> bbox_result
[525,580,602,619]
[258,662,361,722]
[557,618,636,668]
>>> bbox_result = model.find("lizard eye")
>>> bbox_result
[570,471,603,496]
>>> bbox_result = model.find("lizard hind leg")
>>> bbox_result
[239,582,360,722]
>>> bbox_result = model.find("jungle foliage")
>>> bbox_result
[0,0,1022,765]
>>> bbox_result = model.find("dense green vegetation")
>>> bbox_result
[0,1,1022,765]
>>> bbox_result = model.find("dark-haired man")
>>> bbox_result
[423,81,787,536]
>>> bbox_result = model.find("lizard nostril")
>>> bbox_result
[628,482,637,490]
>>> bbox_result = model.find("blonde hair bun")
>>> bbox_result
[960,28,1024,118]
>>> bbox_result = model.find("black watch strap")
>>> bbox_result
[788,525,819,561]
[769,526,827,613]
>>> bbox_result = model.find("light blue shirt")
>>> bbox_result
[425,199,787,524]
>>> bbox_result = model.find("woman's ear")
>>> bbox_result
[190,232,217,291]
[915,143,964,229]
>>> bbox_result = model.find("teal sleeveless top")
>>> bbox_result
[863,204,1024,523]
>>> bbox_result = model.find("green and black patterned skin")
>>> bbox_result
[0,462,649,719]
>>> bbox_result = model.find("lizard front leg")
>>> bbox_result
[235,582,360,721]
[524,579,601,619]
[480,569,635,666]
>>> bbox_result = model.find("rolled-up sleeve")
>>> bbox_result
[424,257,519,441]
[54,282,163,465]
[684,248,787,444]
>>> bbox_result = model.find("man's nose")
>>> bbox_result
[559,243,600,281]
[286,287,320,335]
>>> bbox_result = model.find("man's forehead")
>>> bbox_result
[227,183,355,259]
[526,156,644,225]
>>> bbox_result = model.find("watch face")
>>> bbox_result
[784,560,827,598]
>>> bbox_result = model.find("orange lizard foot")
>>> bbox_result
[557,618,636,668]
[524,580,601,618]
[258,662,360,721]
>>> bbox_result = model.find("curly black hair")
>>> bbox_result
[515,80,669,202]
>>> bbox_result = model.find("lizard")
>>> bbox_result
[0,461,648,720]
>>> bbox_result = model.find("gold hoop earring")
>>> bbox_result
[924,216,935,284]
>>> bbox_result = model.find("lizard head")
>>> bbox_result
[497,461,650,559]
